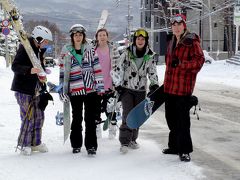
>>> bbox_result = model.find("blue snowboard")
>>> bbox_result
[126,85,165,129]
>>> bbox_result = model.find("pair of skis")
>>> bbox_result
[1,0,47,82]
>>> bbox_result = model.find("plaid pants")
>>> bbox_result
[15,92,44,148]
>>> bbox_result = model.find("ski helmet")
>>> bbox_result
[31,25,53,43]
[69,24,87,35]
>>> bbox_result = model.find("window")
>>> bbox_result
[154,0,158,8]
[156,35,159,43]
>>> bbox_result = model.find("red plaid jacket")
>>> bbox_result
[164,32,205,96]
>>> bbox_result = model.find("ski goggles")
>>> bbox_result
[170,15,186,24]
[134,29,148,37]
[69,27,86,34]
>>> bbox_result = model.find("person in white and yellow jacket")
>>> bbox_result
[111,28,159,154]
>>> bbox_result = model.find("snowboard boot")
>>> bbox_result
[128,141,140,149]
[72,148,81,154]
[179,153,191,162]
[108,121,117,139]
[120,145,128,154]
[20,147,32,156]
[31,143,48,153]
[87,147,96,156]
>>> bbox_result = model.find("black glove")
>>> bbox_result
[188,95,198,109]
[147,84,159,96]
[171,58,180,68]
[38,91,53,111]
[115,86,125,95]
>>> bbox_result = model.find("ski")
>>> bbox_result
[1,0,47,82]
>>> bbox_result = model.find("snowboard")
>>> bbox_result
[1,0,47,82]
[96,10,108,31]
[103,93,120,131]
[47,65,71,142]
[126,85,165,129]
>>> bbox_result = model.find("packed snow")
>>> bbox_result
[0,56,239,180]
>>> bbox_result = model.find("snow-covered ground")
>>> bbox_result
[0,56,239,180]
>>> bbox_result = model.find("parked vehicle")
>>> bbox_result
[203,50,214,64]
[44,57,55,67]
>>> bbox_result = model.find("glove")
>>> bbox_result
[171,58,180,68]
[59,93,70,103]
[147,84,159,96]
[38,91,53,111]
[115,86,125,95]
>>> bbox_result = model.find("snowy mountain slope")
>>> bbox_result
[14,0,141,33]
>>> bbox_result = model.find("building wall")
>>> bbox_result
[140,0,234,62]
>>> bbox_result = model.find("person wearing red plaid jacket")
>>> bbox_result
[162,14,205,162]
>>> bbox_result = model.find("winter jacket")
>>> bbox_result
[164,32,205,96]
[59,43,104,95]
[94,41,120,91]
[111,45,158,91]
[11,37,46,95]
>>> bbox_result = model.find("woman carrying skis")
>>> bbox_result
[162,14,204,162]
[11,25,53,155]
[94,28,120,139]
[59,24,104,155]
[111,28,159,154]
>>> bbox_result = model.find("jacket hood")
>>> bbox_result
[179,32,201,46]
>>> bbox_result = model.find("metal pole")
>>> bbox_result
[4,9,10,67]
[207,0,213,56]
[54,31,58,58]
[236,25,239,54]
[151,14,154,49]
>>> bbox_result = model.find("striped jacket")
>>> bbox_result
[59,43,104,95]
[164,32,205,96]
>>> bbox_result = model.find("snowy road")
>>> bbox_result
[141,82,240,180]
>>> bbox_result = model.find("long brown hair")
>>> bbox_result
[95,28,109,46]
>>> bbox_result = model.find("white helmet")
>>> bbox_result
[69,24,87,35]
[31,25,53,42]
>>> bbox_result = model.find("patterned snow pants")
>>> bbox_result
[15,92,44,148]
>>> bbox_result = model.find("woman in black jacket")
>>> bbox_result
[11,25,52,156]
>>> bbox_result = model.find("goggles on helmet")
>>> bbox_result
[69,27,86,35]
[134,29,148,38]
[170,15,185,24]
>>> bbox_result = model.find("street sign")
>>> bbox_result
[2,27,10,36]
[2,19,9,27]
